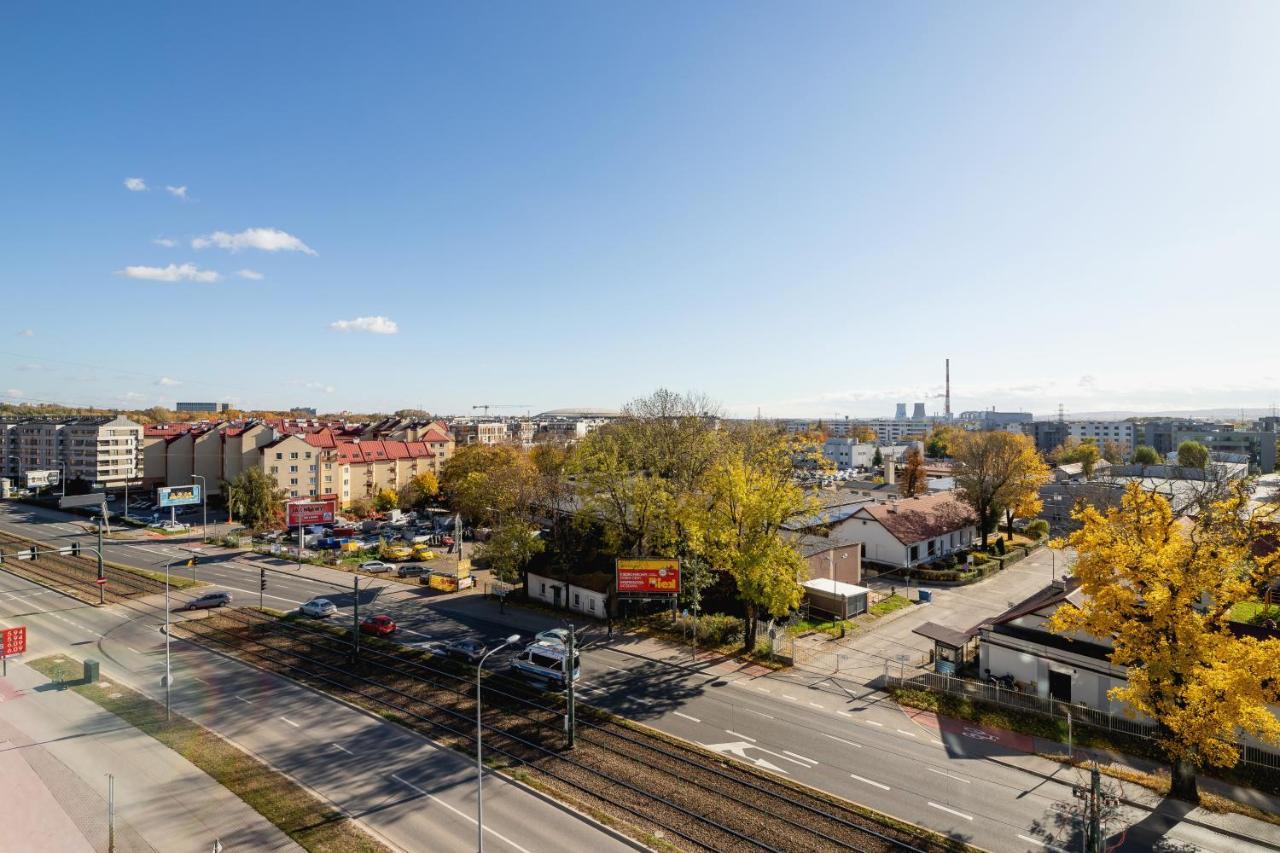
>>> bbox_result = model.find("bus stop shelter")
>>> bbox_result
[912,621,976,675]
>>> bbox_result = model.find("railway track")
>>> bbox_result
[0,529,167,604]
[175,608,963,853]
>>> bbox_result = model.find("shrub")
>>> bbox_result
[1025,519,1049,540]
[675,612,743,647]
[971,552,990,566]
[994,538,1007,555]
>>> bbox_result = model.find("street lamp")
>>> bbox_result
[164,547,202,721]
[477,634,520,853]
[190,474,208,540]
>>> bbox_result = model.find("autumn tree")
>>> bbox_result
[1049,484,1280,801]
[441,444,535,525]
[348,496,376,519]
[953,431,1048,549]
[852,426,877,443]
[924,425,961,459]
[1177,440,1210,469]
[223,468,286,532]
[1131,445,1160,466]
[483,521,545,583]
[1002,447,1051,537]
[374,488,399,512]
[397,471,439,510]
[898,448,928,498]
[1053,436,1101,478]
[1100,439,1125,464]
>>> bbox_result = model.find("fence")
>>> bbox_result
[885,670,1280,770]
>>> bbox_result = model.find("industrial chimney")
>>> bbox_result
[895,403,907,420]
[885,449,896,486]
[912,402,926,421]
[945,358,951,419]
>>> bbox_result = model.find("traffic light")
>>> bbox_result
[260,570,267,591]
[70,541,81,558]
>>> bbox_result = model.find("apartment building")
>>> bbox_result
[0,415,142,489]
[1067,421,1135,454]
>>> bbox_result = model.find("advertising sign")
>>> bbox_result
[616,558,681,594]
[23,470,59,488]
[157,485,201,508]
[286,500,336,526]
[2,626,27,657]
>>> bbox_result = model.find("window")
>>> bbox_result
[270,466,278,474]
[290,452,299,459]
[540,583,546,595]
[589,599,596,611]
[927,540,936,556]
[290,465,298,473]
[305,451,312,459]
[290,478,298,485]
[574,593,581,607]
[909,544,919,562]
[275,452,282,460]
[309,465,316,471]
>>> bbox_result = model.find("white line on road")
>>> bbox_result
[836,710,853,717]
[822,733,862,748]
[425,790,534,853]
[862,720,883,727]
[673,712,701,723]
[783,750,818,765]
[781,694,800,702]
[235,696,252,704]
[1017,835,1069,853]
[808,702,823,708]
[391,773,427,796]
[189,675,209,685]
[850,774,890,790]
[126,647,139,653]
[280,716,300,728]
[928,802,973,821]
[331,743,353,755]
[896,729,917,738]
[755,686,771,693]
[928,767,970,784]
[725,729,756,742]
[746,710,774,720]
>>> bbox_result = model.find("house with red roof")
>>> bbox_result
[844,492,977,568]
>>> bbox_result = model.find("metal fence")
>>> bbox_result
[885,670,1280,770]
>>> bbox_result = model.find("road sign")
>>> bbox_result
[95,577,109,586]
[2,626,27,656]
[616,557,680,593]
[60,493,107,509]
[157,485,201,508]
[286,500,335,526]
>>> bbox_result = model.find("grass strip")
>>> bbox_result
[27,654,389,853]
[107,561,203,590]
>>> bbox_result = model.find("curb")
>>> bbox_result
[985,755,1280,851]
[169,630,652,852]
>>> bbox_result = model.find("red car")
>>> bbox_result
[360,615,397,637]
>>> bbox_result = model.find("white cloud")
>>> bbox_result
[16,329,34,337]
[16,363,44,372]
[153,237,177,248]
[165,185,188,199]
[193,227,315,255]
[4,389,23,398]
[1078,374,1098,390]
[305,381,336,393]
[118,263,221,283]
[119,391,146,402]
[156,377,182,387]
[124,177,147,192]
[236,269,264,280]
[329,316,398,335]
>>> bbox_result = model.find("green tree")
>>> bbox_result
[1054,436,1101,478]
[924,425,962,459]
[441,444,534,524]
[223,468,286,531]
[1131,445,1160,466]
[482,520,545,583]
[1177,440,1210,469]
[872,446,883,467]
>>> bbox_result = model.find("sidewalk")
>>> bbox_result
[0,660,301,853]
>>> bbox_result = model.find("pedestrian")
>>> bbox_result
[606,617,613,640]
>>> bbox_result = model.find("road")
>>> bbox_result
[0,505,635,853]
[2,500,1274,852]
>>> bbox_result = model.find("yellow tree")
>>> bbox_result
[898,447,928,498]
[1049,483,1280,801]
[1001,442,1050,537]
[952,431,1046,549]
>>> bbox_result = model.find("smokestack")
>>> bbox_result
[895,403,907,420]
[945,358,951,419]
[885,449,896,486]
[912,402,926,420]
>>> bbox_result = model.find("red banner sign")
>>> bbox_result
[286,501,336,526]
[616,558,680,594]
[2,626,26,657]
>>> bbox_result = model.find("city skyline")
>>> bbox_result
[4,4,1280,416]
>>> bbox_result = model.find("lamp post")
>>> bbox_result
[164,547,202,721]
[191,474,207,540]
[476,634,520,853]
[56,459,66,498]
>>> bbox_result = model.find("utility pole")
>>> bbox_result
[107,773,115,853]
[565,623,576,749]
[351,575,360,662]
[259,568,266,610]
[1072,762,1110,853]
[97,515,106,606]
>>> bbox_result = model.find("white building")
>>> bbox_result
[1067,421,1135,454]
[841,492,977,568]
[1,415,142,490]
[526,571,608,619]
[821,438,878,470]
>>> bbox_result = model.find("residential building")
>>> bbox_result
[1067,421,1135,454]
[843,493,977,569]
[0,415,142,490]
[1022,421,1071,454]
[261,434,325,500]
[956,411,1033,431]
[175,402,228,414]
[1173,426,1276,473]
[820,438,877,470]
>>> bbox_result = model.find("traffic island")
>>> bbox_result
[27,654,391,853]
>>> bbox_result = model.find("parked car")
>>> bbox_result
[300,598,337,618]
[445,637,487,663]
[406,639,448,657]
[534,628,573,647]
[360,614,397,637]
[396,564,429,578]
[359,560,391,573]
[411,545,436,561]
[181,591,232,611]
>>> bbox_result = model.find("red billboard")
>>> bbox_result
[616,558,680,594]
[2,626,26,657]
[286,501,336,526]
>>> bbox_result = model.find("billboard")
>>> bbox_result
[2,626,26,657]
[286,500,336,526]
[617,558,680,594]
[23,470,59,488]
[157,484,201,508]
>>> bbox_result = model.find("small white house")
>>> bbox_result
[841,493,976,568]
[526,571,608,619]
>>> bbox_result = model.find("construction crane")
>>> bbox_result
[472,404,532,416]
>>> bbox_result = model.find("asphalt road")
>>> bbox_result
[2,501,1273,853]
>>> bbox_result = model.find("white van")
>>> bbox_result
[511,642,581,686]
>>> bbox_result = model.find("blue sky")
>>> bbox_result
[3,3,1279,417]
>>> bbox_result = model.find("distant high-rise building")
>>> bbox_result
[176,402,228,414]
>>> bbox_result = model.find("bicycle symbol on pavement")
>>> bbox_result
[961,727,998,742]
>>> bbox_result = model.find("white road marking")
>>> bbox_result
[756,686,771,693]
[862,720,884,727]
[126,647,139,653]
[897,729,917,738]
[808,702,823,708]
[783,750,818,765]
[746,709,775,720]
[331,743,353,755]
[781,694,801,702]
[604,664,622,671]
[928,802,973,821]
[235,696,252,704]
[724,729,756,742]
[189,675,209,685]
[836,710,853,717]
[1017,835,1070,853]
[822,733,862,748]
[673,711,701,723]
[280,716,300,728]
[850,774,890,790]
[928,767,970,784]
[426,790,534,853]
[392,773,427,795]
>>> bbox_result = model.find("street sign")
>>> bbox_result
[2,626,27,656]
[95,577,108,586]
[616,558,680,593]
[286,500,335,526]
[157,485,201,508]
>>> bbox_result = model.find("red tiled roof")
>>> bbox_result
[853,493,975,545]
[333,440,434,464]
